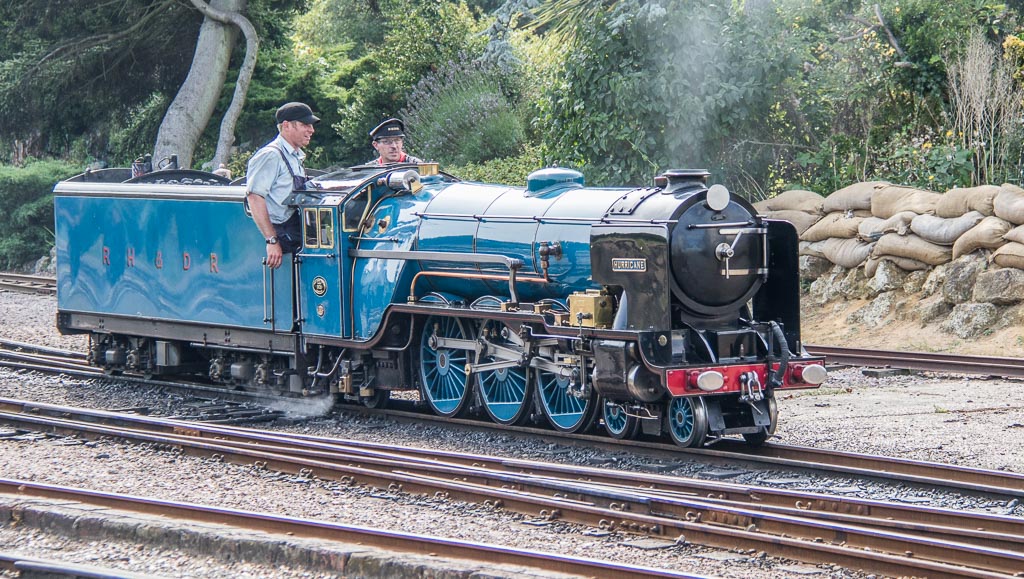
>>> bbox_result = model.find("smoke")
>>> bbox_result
[266,392,336,418]
[636,0,789,186]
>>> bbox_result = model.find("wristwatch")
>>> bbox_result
[266,236,279,245]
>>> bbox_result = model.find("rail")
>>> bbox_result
[1,398,1022,577]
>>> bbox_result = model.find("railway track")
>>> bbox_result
[1,398,1021,578]
[0,478,685,579]
[0,273,56,295]
[806,343,1024,377]
[0,552,155,579]
[3,339,1024,497]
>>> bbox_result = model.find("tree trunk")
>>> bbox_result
[152,0,248,170]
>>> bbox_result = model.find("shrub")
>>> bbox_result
[446,144,542,185]
[0,159,80,269]
[401,58,526,166]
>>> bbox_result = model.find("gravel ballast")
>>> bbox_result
[1,290,1020,578]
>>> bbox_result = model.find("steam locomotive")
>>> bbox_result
[53,163,825,447]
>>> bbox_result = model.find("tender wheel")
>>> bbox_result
[535,368,597,433]
[665,396,709,448]
[360,389,391,409]
[476,320,531,425]
[603,400,640,440]
[742,396,778,446]
[419,316,473,417]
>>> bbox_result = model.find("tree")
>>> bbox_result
[153,0,258,169]
[0,0,199,163]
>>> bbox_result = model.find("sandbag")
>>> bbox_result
[800,211,864,242]
[818,237,875,268]
[763,189,825,214]
[765,210,820,236]
[952,215,1013,258]
[799,240,827,259]
[871,185,941,218]
[991,242,1024,269]
[752,199,771,214]
[934,185,1001,218]
[993,187,1024,225]
[909,211,984,246]
[1004,224,1024,244]
[858,211,917,240]
[873,233,952,266]
[865,255,931,277]
[823,181,888,213]
[858,217,884,240]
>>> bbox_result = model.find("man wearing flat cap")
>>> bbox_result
[367,118,422,165]
[246,102,319,269]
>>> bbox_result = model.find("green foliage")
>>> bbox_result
[877,130,975,189]
[6,0,1024,197]
[0,160,80,269]
[446,144,543,184]
[772,0,1021,193]
[401,59,526,165]
[327,0,487,163]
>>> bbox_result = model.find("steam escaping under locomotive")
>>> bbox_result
[53,162,826,447]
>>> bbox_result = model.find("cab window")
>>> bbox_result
[318,208,334,248]
[303,208,319,248]
[302,207,336,249]
[343,189,370,232]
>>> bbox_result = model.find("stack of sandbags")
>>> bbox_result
[753,189,824,236]
[800,209,874,269]
[794,182,890,269]
[859,186,940,276]
[865,185,1002,276]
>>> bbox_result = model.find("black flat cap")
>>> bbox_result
[276,102,320,125]
[370,118,406,140]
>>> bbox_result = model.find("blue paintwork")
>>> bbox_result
[54,186,292,332]
[296,204,344,339]
[54,166,664,346]
[338,172,646,340]
[349,184,426,339]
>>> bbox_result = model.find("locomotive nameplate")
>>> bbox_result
[611,258,647,272]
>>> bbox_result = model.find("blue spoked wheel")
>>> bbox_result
[419,316,473,417]
[477,321,531,425]
[603,400,640,440]
[535,368,597,433]
[665,396,709,448]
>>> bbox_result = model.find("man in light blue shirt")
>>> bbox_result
[246,102,319,268]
